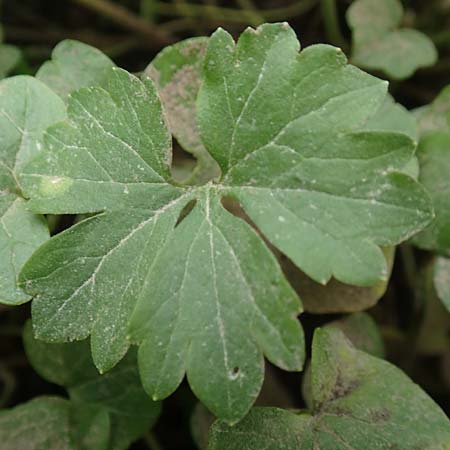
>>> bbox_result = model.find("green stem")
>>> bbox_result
[320,0,346,49]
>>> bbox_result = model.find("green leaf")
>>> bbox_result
[347,0,437,79]
[198,24,432,286]
[0,397,76,450]
[20,24,433,422]
[144,37,220,183]
[23,321,161,450]
[434,257,450,313]
[129,188,304,422]
[413,131,450,253]
[209,328,450,450]
[0,76,65,305]
[37,40,115,100]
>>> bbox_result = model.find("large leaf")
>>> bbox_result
[209,327,450,450]
[347,0,437,79]
[20,24,432,422]
[37,40,115,100]
[144,37,220,183]
[0,76,65,305]
[23,321,160,450]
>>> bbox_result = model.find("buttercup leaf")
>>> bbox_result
[209,328,450,450]
[19,23,433,422]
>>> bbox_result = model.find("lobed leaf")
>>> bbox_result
[198,24,432,286]
[19,23,434,422]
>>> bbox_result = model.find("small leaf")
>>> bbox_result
[0,75,65,305]
[37,40,115,100]
[434,257,450,313]
[347,0,437,79]
[209,328,450,450]
[145,37,220,183]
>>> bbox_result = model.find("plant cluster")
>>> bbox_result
[0,0,450,449]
